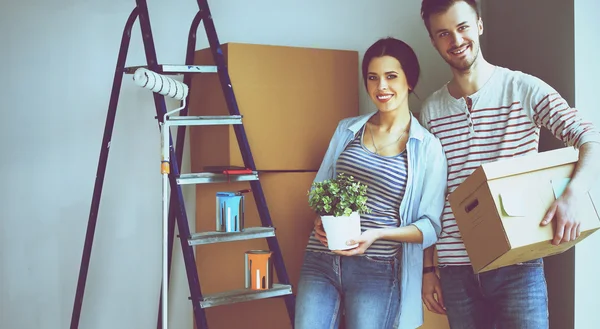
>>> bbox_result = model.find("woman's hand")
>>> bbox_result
[332,229,381,256]
[314,216,328,247]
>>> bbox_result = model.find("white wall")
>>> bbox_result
[0,1,448,329]
[574,0,600,328]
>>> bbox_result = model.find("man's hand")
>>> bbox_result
[422,271,446,315]
[332,229,380,256]
[540,190,582,245]
[314,217,328,247]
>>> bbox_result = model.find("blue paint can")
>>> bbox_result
[216,191,246,232]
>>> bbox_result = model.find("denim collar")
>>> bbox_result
[346,111,425,142]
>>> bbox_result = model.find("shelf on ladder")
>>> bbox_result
[199,284,293,308]
[166,115,242,126]
[123,64,218,74]
[176,172,259,185]
[188,227,275,246]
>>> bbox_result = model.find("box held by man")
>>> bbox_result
[448,147,600,273]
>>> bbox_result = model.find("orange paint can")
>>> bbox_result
[245,250,273,290]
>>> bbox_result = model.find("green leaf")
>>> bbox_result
[307,173,371,218]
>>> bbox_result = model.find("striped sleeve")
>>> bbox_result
[522,75,600,147]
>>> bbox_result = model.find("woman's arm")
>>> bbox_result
[411,136,447,249]
[332,225,422,256]
[377,225,423,243]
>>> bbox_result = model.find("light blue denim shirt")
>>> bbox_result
[312,111,448,329]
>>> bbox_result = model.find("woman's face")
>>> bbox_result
[365,56,410,113]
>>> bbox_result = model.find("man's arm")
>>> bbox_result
[541,141,600,244]
[423,245,435,267]
[561,141,600,196]
[422,246,445,314]
[522,73,600,245]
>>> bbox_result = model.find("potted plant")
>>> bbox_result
[308,173,370,250]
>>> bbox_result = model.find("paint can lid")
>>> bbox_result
[245,250,272,255]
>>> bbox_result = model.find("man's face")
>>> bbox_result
[428,1,483,72]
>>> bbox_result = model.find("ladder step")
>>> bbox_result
[199,284,293,308]
[189,227,275,246]
[124,64,218,74]
[166,115,242,126]
[177,172,259,185]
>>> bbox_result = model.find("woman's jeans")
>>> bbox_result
[294,251,400,329]
[439,258,549,329]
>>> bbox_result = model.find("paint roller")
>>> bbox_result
[132,67,189,329]
[132,68,189,101]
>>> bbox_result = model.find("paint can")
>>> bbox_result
[244,250,273,290]
[215,191,245,232]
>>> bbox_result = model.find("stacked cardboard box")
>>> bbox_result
[188,42,359,172]
[188,42,359,329]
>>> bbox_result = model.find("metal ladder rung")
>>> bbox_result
[124,64,218,74]
[177,172,259,185]
[189,227,275,246]
[199,284,293,308]
[166,115,242,126]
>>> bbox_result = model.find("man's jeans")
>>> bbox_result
[295,251,400,329]
[439,258,549,329]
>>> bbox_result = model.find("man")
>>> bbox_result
[418,0,600,328]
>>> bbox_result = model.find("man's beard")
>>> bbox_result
[444,42,479,72]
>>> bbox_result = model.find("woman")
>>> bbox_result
[294,37,447,329]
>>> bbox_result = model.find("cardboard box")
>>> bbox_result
[195,172,316,329]
[448,147,600,273]
[188,42,359,171]
[418,304,450,329]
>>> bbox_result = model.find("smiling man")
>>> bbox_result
[417,0,600,328]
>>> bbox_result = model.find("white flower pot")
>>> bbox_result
[320,211,361,251]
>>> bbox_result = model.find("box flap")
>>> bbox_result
[499,180,556,218]
[496,174,600,250]
[481,147,579,180]
[496,181,556,249]
[499,192,530,217]
[551,178,570,199]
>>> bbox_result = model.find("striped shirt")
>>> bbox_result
[420,66,600,266]
[306,125,408,257]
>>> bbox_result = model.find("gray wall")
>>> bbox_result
[481,1,575,328]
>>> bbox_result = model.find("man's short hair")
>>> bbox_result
[420,0,481,36]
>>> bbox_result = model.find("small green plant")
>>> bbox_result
[308,173,370,217]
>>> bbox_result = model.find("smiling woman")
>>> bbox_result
[293,37,448,329]
[360,38,421,157]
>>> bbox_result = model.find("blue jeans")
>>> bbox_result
[439,258,549,329]
[295,251,400,329]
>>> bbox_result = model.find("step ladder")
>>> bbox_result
[69,1,296,328]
